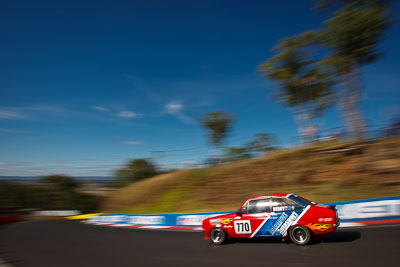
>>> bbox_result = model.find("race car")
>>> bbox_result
[202,193,339,245]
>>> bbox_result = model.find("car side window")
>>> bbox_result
[282,198,304,210]
[246,198,272,214]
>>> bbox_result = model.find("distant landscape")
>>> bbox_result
[0,176,114,184]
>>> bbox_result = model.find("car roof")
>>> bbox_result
[246,193,293,201]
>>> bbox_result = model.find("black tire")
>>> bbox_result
[209,227,226,245]
[289,225,311,245]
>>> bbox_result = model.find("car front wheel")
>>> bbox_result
[289,225,311,245]
[209,227,226,245]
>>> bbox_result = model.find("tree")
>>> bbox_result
[224,147,251,162]
[318,0,390,140]
[201,111,234,151]
[246,133,275,155]
[40,175,80,192]
[0,176,101,213]
[259,33,335,142]
[115,158,157,183]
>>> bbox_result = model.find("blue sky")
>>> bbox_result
[1,0,399,176]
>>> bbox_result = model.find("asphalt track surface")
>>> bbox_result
[0,220,399,267]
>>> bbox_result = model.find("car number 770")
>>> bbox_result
[234,220,252,234]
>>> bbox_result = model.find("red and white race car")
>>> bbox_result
[202,193,339,245]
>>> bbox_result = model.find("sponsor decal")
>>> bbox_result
[269,213,289,235]
[98,215,126,224]
[177,215,201,226]
[209,219,220,225]
[220,218,233,225]
[177,214,222,226]
[336,200,400,220]
[306,223,333,232]
[254,210,303,237]
[128,216,165,225]
[318,217,333,222]
[269,214,278,219]
[272,206,293,212]
[277,212,298,235]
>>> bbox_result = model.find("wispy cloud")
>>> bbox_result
[117,111,142,118]
[0,128,28,134]
[84,158,103,161]
[48,160,74,164]
[127,75,163,103]
[0,161,34,167]
[126,75,207,124]
[165,101,195,124]
[90,105,110,112]
[166,102,183,113]
[0,108,26,119]
[90,105,142,120]
[0,105,70,120]
[0,158,123,176]
[0,163,122,176]
[121,141,143,145]
[29,105,69,114]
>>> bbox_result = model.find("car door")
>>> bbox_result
[253,197,306,237]
[232,198,272,238]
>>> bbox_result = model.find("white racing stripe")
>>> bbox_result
[250,214,271,238]
[292,205,311,225]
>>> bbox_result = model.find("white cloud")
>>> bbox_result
[90,105,110,112]
[121,141,143,145]
[117,111,142,118]
[166,102,183,113]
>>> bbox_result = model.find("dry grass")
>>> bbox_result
[101,138,400,214]
[101,170,190,211]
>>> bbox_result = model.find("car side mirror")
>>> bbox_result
[236,211,242,217]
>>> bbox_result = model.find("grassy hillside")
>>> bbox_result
[101,138,400,214]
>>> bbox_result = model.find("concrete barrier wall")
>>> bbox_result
[86,195,400,229]
[86,211,233,230]
[327,195,400,226]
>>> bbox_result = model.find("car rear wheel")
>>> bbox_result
[289,225,311,245]
[209,227,226,245]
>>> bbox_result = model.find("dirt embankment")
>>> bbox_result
[102,138,400,214]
